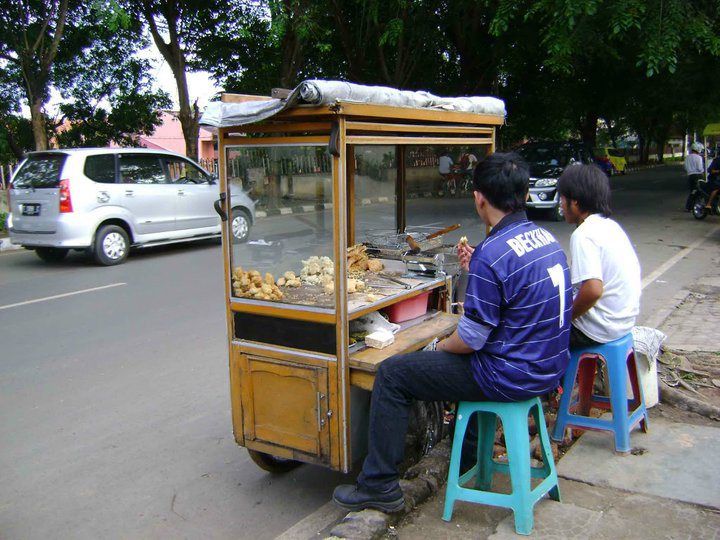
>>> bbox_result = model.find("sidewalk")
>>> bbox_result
[325,270,720,539]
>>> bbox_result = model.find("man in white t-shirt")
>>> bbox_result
[684,145,705,211]
[438,151,453,175]
[558,164,641,347]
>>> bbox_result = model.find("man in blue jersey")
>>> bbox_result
[333,152,572,514]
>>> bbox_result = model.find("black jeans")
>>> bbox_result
[569,324,602,348]
[357,350,486,491]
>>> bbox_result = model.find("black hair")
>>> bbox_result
[557,164,612,217]
[472,152,529,212]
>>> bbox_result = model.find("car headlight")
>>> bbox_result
[534,178,557,188]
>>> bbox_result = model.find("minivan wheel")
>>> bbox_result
[231,208,251,244]
[94,225,129,265]
[35,247,69,263]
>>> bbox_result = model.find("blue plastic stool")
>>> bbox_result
[443,397,560,535]
[552,333,649,453]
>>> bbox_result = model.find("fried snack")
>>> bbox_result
[367,259,384,273]
[277,277,286,286]
[232,267,284,300]
[301,256,334,285]
[459,236,468,245]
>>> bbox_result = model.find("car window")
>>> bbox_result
[518,145,571,167]
[119,155,167,184]
[12,153,67,189]
[84,154,116,184]
[608,148,624,157]
[164,157,209,184]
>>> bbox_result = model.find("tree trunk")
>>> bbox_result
[143,3,200,162]
[30,96,48,151]
[173,63,200,161]
[656,139,666,163]
[579,112,598,148]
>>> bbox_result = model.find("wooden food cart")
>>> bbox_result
[208,83,504,473]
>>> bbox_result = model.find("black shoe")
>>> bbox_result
[332,483,405,513]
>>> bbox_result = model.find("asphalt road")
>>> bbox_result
[1,164,718,539]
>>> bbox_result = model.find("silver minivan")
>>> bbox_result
[7,148,255,265]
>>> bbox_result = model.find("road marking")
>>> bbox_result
[0,283,126,311]
[275,501,346,540]
[641,228,717,290]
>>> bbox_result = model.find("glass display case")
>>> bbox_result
[213,95,503,473]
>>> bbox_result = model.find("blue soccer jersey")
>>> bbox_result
[462,212,572,401]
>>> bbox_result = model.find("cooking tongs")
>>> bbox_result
[375,273,412,289]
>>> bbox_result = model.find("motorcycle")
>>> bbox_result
[689,179,720,220]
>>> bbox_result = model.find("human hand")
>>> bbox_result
[457,238,474,271]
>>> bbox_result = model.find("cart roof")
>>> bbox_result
[703,123,720,137]
[200,80,506,129]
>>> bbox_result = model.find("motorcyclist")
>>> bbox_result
[684,143,704,211]
[704,153,720,209]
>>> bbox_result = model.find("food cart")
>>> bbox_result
[201,81,505,473]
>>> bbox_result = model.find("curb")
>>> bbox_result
[623,163,665,174]
[327,440,452,539]
[0,237,20,252]
[254,192,449,219]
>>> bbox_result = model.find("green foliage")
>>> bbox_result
[0,0,168,150]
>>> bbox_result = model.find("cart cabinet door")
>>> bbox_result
[241,356,330,460]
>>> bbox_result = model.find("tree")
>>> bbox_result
[53,7,170,147]
[0,0,71,150]
[488,0,720,150]
[0,1,170,151]
[134,0,221,160]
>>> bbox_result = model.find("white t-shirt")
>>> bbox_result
[684,153,704,175]
[439,155,453,174]
[570,214,641,343]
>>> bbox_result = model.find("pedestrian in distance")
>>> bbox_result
[332,152,573,513]
[438,149,455,195]
[684,144,705,211]
[557,164,641,349]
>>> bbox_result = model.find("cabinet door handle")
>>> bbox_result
[316,392,326,431]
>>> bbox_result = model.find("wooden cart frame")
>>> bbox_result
[215,95,503,473]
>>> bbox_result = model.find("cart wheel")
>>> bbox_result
[247,450,301,473]
[400,401,447,472]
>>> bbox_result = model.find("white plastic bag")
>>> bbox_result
[631,326,667,407]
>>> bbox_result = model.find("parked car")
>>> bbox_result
[516,141,594,221]
[6,148,255,265]
[593,147,628,175]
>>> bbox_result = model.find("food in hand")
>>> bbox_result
[459,236,468,246]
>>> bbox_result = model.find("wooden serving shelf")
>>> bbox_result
[348,311,459,391]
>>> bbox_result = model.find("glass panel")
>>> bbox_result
[118,155,167,184]
[353,145,396,242]
[13,154,67,189]
[404,144,490,246]
[84,154,116,184]
[226,145,335,309]
[164,157,209,184]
